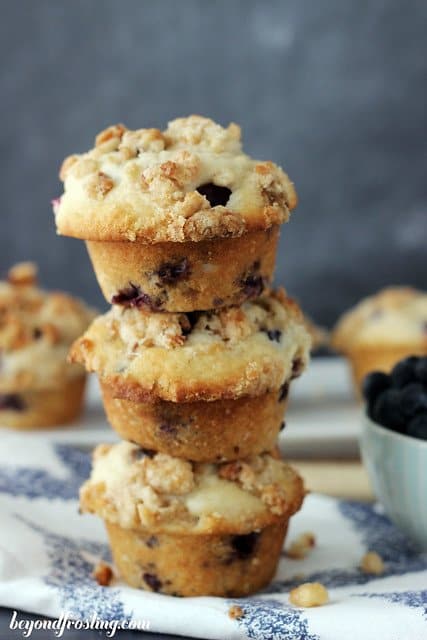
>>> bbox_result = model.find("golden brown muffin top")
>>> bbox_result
[70,289,311,402]
[332,286,427,351]
[80,441,304,534]
[55,115,297,243]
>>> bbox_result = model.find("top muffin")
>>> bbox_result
[54,115,297,243]
[332,286,427,351]
[0,263,95,392]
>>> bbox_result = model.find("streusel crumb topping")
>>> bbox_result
[80,441,304,534]
[332,286,427,351]
[70,289,311,402]
[55,115,297,243]
[0,263,95,391]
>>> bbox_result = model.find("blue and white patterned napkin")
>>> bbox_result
[0,432,426,640]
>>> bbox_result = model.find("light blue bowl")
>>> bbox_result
[360,416,427,550]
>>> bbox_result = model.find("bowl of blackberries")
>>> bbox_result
[360,355,427,550]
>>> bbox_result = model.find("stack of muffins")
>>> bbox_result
[54,116,311,597]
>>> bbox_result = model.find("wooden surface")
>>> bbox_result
[291,457,374,501]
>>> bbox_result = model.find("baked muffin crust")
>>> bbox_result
[55,115,297,243]
[70,289,311,402]
[100,385,289,462]
[80,441,304,535]
[332,286,427,351]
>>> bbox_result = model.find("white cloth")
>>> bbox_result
[0,433,426,640]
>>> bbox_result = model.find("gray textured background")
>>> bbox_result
[1,0,426,326]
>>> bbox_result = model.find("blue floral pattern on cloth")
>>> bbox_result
[338,500,421,561]
[231,499,427,638]
[356,590,427,621]
[0,444,90,500]
[230,599,319,640]
[264,500,427,593]
[17,515,130,622]
[0,439,426,640]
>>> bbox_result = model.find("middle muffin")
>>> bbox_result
[71,288,311,461]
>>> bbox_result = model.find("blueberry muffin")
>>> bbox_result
[303,314,329,353]
[332,287,427,392]
[100,388,290,463]
[54,116,297,312]
[0,263,94,429]
[70,289,311,460]
[80,441,304,596]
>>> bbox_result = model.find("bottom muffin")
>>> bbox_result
[106,520,288,597]
[100,382,290,461]
[0,376,86,429]
[80,441,304,597]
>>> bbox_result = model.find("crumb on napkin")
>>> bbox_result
[228,605,244,619]
[289,582,329,608]
[360,551,385,575]
[93,561,114,586]
[286,531,316,559]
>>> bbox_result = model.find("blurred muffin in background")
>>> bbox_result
[332,286,427,393]
[0,262,95,429]
[302,314,329,353]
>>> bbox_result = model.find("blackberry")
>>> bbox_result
[372,389,406,431]
[407,413,427,440]
[362,371,390,406]
[390,356,419,388]
[400,383,427,418]
[414,357,427,386]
